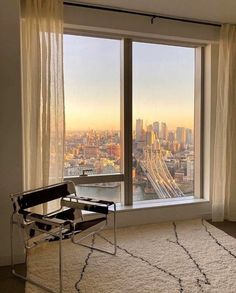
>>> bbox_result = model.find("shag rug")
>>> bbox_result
[26,219,236,293]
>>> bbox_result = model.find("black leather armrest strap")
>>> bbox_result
[19,210,71,226]
[61,198,109,215]
[65,195,114,206]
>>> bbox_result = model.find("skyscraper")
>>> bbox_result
[136,119,143,142]
[176,127,186,144]
[160,122,167,140]
[168,131,175,143]
[146,124,155,146]
[153,121,160,138]
[185,128,193,145]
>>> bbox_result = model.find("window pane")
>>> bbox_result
[64,35,121,177]
[133,42,195,201]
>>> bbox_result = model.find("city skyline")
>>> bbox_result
[67,123,194,133]
[64,115,194,198]
[65,118,193,133]
[64,35,194,131]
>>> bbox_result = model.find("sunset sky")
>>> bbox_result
[64,35,194,131]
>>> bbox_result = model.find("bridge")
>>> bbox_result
[138,146,184,199]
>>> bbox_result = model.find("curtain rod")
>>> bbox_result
[63,1,221,27]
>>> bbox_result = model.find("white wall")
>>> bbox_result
[0,0,24,265]
[64,5,220,44]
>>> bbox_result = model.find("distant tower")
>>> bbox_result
[168,131,175,143]
[153,121,160,138]
[146,124,155,146]
[146,124,153,132]
[185,128,193,145]
[136,119,143,142]
[176,127,186,144]
[160,122,167,140]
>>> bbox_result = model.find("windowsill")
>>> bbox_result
[115,196,210,212]
[82,196,211,224]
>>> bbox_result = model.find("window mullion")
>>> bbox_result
[194,46,204,198]
[121,38,133,205]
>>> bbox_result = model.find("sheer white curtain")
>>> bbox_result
[21,0,64,212]
[212,24,236,221]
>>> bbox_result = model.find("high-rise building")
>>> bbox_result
[136,119,143,142]
[185,128,193,145]
[160,122,167,140]
[168,131,175,143]
[146,124,155,146]
[187,157,194,181]
[146,124,153,132]
[153,121,160,138]
[176,127,186,144]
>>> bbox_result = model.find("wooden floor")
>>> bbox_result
[1,220,236,293]
[208,220,236,238]
[0,263,25,293]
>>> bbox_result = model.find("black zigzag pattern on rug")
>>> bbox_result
[75,234,96,293]
[98,233,184,293]
[75,220,228,293]
[168,222,211,292]
[202,219,236,259]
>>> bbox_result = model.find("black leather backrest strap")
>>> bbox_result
[17,184,71,210]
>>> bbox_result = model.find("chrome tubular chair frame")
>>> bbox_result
[10,213,64,293]
[10,181,117,293]
[62,196,117,255]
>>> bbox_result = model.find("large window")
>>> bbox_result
[64,34,201,204]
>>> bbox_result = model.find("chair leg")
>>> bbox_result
[72,209,117,256]
[10,214,16,275]
[10,214,62,293]
[113,204,117,255]
[59,227,63,293]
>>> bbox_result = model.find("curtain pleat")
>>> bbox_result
[21,0,64,213]
[212,24,236,221]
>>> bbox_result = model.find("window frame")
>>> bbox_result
[63,29,204,205]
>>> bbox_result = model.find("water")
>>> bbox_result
[76,184,188,203]
[76,185,121,202]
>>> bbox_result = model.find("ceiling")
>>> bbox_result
[74,0,236,24]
